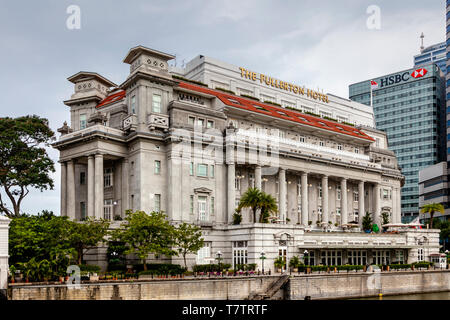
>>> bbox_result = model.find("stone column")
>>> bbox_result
[358,181,365,227]
[301,172,309,226]
[87,155,95,217]
[341,178,348,225]
[0,216,10,299]
[60,162,67,217]
[121,158,130,215]
[279,168,286,223]
[66,160,76,220]
[94,154,104,220]
[255,165,262,190]
[227,162,236,223]
[374,183,381,227]
[321,175,329,224]
[396,187,402,224]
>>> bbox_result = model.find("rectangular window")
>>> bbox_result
[318,182,322,199]
[354,210,359,222]
[198,196,208,221]
[395,250,405,264]
[418,248,424,261]
[353,189,359,202]
[347,250,367,265]
[197,164,208,177]
[131,95,136,114]
[210,165,215,178]
[80,114,87,130]
[336,185,341,200]
[355,148,360,154]
[319,140,325,147]
[154,194,161,212]
[80,172,86,185]
[318,207,323,221]
[103,199,113,220]
[299,136,306,143]
[190,195,194,214]
[336,208,341,224]
[337,144,343,151]
[154,160,161,174]
[211,197,214,215]
[196,242,211,265]
[188,116,195,125]
[233,241,248,269]
[383,189,389,200]
[190,162,194,175]
[104,168,113,188]
[207,120,214,128]
[320,250,342,266]
[197,118,205,127]
[152,94,161,113]
[80,202,86,220]
[372,250,390,265]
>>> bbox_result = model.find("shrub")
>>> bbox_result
[215,87,236,95]
[247,263,257,271]
[193,263,231,273]
[232,211,242,225]
[79,264,101,273]
[133,263,186,275]
[240,94,259,101]
[412,261,432,269]
[172,75,208,87]
[389,264,411,270]
[263,100,282,107]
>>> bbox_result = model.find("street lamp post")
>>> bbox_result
[446,250,449,269]
[260,251,266,275]
[304,250,309,274]
[216,251,222,275]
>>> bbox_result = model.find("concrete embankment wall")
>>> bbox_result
[288,270,450,300]
[7,270,450,300]
[8,276,284,300]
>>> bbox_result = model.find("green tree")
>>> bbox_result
[381,212,390,226]
[420,203,444,229]
[0,116,55,217]
[67,218,110,265]
[362,212,373,231]
[175,222,204,269]
[112,210,177,271]
[237,188,262,223]
[259,192,278,223]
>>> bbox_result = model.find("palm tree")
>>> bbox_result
[237,188,262,223]
[420,203,444,229]
[259,192,278,223]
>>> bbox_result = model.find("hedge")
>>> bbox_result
[79,264,101,273]
[133,263,186,275]
[193,263,232,273]
[240,94,259,101]
[172,75,208,87]
[215,87,236,95]
[263,100,282,107]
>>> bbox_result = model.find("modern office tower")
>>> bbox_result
[349,64,446,223]
[447,1,450,165]
[414,41,446,74]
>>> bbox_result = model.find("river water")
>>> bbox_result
[352,291,450,300]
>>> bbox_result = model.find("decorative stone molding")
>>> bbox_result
[123,114,138,131]
[57,121,73,136]
[147,113,169,132]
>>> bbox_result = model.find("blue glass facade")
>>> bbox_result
[447,0,450,165]
[414,42,446,74]
[349,64,446,222]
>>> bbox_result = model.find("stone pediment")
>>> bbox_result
[194,187,212,194]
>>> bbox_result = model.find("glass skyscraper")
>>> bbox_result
[447,0,450,164]
[349,64,446,222]
[414,42,446,74]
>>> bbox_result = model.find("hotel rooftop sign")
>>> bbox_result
[239,67,329,103]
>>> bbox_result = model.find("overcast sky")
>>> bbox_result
[0,0,446,215]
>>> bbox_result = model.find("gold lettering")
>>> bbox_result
[293,85,298,94]
[299,87,305,95]
[260,74,265,83]
[288,83,293,92]
[265,75,270,85]
[252,72,257,81]
[239,67,246,78]
[246,69,252,79]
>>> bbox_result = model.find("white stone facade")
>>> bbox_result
[53,45,440,270]
[0,216,10,296]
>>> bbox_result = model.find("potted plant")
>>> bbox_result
[334,222,339,227]
[316,220,322,227]
[381,212,390,232]
[362,212,373,233]
[9,265,16,284]
[308,221,312,226]
[274,257,285,273]
[232,210,242,225]
[289,256,300,272]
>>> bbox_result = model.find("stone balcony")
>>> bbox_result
[57,124,125,142]
[234,129,380,169]
[147,113,169,132]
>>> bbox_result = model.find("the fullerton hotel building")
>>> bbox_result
[53,45,440,270]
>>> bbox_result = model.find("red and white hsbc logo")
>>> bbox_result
[411,68,428,79]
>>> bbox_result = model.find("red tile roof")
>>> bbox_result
[94,80,374,142]
[96,90,126,109]
[178,82,375,142]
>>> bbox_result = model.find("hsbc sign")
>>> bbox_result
[378,68,428,88]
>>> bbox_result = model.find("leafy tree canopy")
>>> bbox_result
[175,222,204,269]
[0,115,55,217]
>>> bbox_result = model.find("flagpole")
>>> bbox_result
[370,81,373,108]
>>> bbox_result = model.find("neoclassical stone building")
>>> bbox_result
[53,46,440,270]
